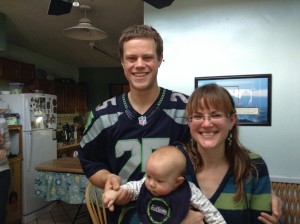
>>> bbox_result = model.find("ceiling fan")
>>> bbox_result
[47,0,175,15]
[48,0,73,16]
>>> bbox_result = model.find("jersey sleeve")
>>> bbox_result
[78,97,120,178]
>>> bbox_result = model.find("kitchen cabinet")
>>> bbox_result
[77,84,87,112]
[0,57,35,83]
[64,83,78,113]
[30,79,88,113]
[52,82,87,113]
[52,81,65,113]
[32,79,54,94]
[6,125,23,224]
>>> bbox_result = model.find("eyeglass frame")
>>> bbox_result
[188,112,232,123]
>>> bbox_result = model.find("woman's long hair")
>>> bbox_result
[185,84,257,202]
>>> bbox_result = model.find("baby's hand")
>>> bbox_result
[102,189,124,212]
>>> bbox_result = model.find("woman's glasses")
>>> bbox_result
[188,112,230,123]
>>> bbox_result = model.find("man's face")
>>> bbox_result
[121,38,163,92]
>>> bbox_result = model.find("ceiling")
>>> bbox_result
[0,0,144,68]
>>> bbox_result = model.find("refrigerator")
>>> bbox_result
[0,93,57,223]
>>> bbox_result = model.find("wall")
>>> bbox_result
[79,67,126,110]
[144,0,300,182]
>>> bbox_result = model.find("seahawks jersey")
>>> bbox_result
[79,87,189,223]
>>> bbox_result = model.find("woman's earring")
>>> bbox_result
[190,138,195,147]
[227,131,232,147]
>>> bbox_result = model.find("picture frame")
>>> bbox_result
[195,74,272,126]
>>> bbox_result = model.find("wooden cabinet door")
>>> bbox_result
[18,62,35,81]
[0,57,35,83]
[64,83,78,113]
[34,79,54,94]
[53,82,65,113]
[77,84,87,112]
[6,125,23,224]
[6,157,22,224]
[0,57,19,79]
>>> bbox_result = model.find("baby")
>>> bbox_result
[102,145,226,224]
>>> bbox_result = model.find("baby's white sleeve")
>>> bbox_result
[121,177,145,201]
[189,182,226,224]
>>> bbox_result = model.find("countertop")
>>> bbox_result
[35,157,83,174]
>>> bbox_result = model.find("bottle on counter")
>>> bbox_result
[74,127,77,140]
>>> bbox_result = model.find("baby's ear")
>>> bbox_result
[176,176,185,187]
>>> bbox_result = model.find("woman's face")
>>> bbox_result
[121,38,163,92]
[188,106,236,151]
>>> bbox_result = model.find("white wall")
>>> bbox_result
[145,0,300,182]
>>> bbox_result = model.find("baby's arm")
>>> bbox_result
[102,177,145,211]
[188,182,226,224]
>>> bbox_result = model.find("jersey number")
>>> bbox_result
[115,138,169,183]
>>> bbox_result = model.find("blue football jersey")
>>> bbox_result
[79,87,189,223]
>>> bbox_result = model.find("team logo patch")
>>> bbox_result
[146,197,171,223]
[138,116,147,126]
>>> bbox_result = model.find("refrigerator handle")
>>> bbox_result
[25,132,32,171]
[25,96,31,131]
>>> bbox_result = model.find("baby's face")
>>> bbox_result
[144,160,179,196]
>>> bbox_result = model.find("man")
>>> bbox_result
[79,24,281,224]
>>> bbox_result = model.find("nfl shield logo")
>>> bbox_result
[138,116,147,126]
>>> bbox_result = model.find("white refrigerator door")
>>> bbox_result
[22,129,57,223]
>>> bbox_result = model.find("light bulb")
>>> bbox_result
[73,1,80,7]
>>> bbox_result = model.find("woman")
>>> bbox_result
[0,116,11,224]
[178,83,272,223]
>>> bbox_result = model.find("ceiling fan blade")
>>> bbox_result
[48,0,72,15]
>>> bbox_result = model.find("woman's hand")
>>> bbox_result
[182,209,205,224]
[258,192,283,223]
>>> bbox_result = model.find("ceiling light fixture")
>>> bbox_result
[63,5,108,41]
[72,1,79,7]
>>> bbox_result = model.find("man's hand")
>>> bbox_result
[105,174,122,191]
[258,192,283,224]
[182,209,205,224]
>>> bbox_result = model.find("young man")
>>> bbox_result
[79,24,281,224]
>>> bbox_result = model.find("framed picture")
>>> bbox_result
[195,74,272,126]
[109,83,130,97]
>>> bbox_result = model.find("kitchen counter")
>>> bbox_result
[35,157,83,174]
